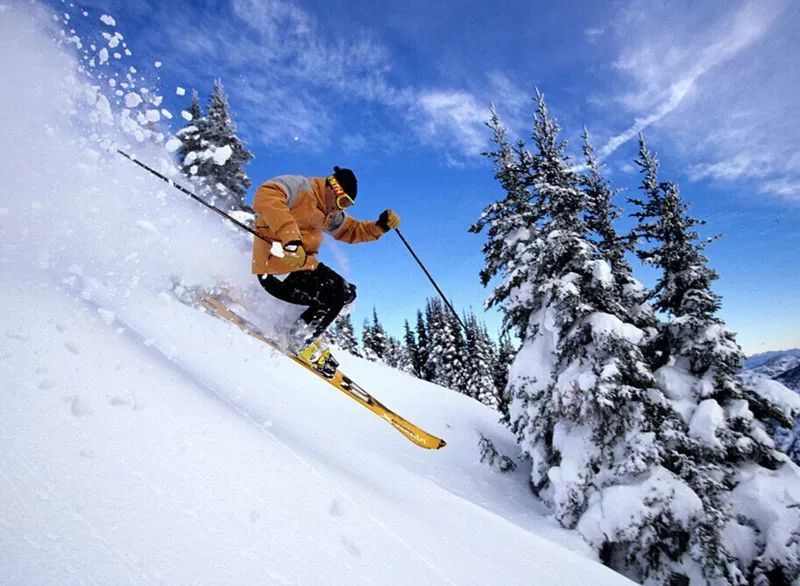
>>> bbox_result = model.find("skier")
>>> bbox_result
[252,166,400,376]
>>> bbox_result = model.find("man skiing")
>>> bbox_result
[252,166,400,377]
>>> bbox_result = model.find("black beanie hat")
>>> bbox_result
[332,165,357,199]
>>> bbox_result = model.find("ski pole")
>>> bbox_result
[394,228,468,333]
[116,149,272,245]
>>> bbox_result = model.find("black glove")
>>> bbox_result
[376,209,400,232]
[282,240,306,267]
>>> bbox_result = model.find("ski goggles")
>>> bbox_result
[328,175,355,210]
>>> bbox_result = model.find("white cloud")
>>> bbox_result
[412,90,489,157]
[584,26,606,42]
[593,0,800,202]
[759,179,800,200]
[599,2,784,160]
[150,0,402,150]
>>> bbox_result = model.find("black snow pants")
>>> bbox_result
[257,263,356,341]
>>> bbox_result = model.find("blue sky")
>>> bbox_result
[50,0,799,354]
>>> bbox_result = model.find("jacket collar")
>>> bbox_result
[312,177,329,212]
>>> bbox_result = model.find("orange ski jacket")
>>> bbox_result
[251,175,385,274]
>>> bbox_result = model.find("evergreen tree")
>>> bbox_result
[493,332,516,422]
[470,104,541,337]
[473,93,744,584]
[426,298,468,391]
[630,135,800,584]
[463,313,500,409]
[403,320,424,378]
[175,81,253,210]
[445,306,470,392]
[580,128,630,274]
[384,336,413,374]
[581,128,658,355]
[175,89,204,178]
[332,313,361,357]
[362,307,388,362]
[415,310,434,381]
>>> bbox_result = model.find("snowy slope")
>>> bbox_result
[0,4,632,585]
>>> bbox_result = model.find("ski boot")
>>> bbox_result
[296,338,339,378]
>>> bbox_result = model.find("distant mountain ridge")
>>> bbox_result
[751,354,800,379]
[742,349,800,393]
[744,348,800,370]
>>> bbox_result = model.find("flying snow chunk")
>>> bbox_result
[213,145,233,166]
[96,309,116,326]
[165,138,183,153]
[180,110,192,121]
[94,95,113,126]
[104,32,123,49]
[270,241,286,258]
[124,92,143,108]
[135,220,160,237]
[176,87,186,96]
[100,14,116,27]
[154,61,162,68]
[145,109,161,123]
[98,47,109,64]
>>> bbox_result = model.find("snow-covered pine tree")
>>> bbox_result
[494,332,516,422]
[425,298,468,391]
[361,307,388,362]
[361,318,374,360]
[175,81,253,211]
[631,135,800,584]
[580,128,628,272]
[463,312,500,409]
[473,92,727,584]
[470,104,541,337]
[403,320,424,378]
[445,305,470,392]
[383,337,399,368]
[415,310,434,381]
[175,89,204,178]
[384,336,413,374]
[200,80,254,210]
[332,313,362,357]
[423,299,446,383]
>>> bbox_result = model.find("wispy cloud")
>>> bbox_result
[584,26,606,43]
[759,179,800,200]
[596,0,800,200]
[137,0,491,159]
[411,90,489,158]
[598,2,782,159]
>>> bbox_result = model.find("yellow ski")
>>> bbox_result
[195,294,446,450]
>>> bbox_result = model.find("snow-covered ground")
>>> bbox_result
[0,4,633,584]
